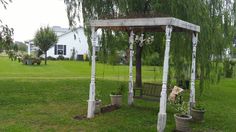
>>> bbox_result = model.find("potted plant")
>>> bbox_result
[32,57,41,65]
[95,91,102,114]
[110,83,125,107]
[191,103,205,122]
[174,102,192,132]
[169,91,192,132]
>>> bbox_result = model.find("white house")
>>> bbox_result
[27,26,89,60]
[48,26,88,60]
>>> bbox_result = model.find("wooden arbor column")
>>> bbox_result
[189,33,198,111]
[87,27,97,118]
[128,31,135,105]
[157,25,172,132]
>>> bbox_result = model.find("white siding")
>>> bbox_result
[47,28,88,59]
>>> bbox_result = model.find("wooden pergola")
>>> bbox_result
[87,17,200,132]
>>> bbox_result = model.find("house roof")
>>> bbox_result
[25,26,83,44]
[56,26,83,38]
[52,26,69,33]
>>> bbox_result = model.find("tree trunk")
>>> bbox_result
[136,44,143,88]
[44,51,47,65]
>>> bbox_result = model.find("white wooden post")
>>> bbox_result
[78,0,84,26]
[87,27,97,118]
[128,31,134,105]
[189,33,198,111]
[27,42,31,55]
[157,25,172,132]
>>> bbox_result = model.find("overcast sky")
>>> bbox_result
[0,0,70,42]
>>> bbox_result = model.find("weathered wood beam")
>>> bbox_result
[128,31,135,105]
[189,33,198,113]
[87,27,97,118]
[90,17,200,32]
[157,25,172,132]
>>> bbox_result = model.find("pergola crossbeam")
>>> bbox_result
[90,17,200,32]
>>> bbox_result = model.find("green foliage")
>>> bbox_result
[111,83,126,95]
[98,30,128,65]
[193,103,205,111]
[17,42,27,52]
[6,50,15,61]
[33,26,58,52]
[169,92,188,116]
[95,90,102,100]
[173,101,189,116]
[64,0,236,93]
[21,54,41,65]
[33,26,58,65]
[224,60,235,78]
[142,52,160,66]
[0,0,13,52]
[36,49,43,58]
[1,57,236,131]
[0,24,14,52]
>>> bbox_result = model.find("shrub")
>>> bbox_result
[57,55,64,60]
[47,56,56,60]
[21,54,41,65]
[111,83,126,95]
[32,58,41,65]
[224,60,235,78]
[142,52,160,66]
[108,52,119,65]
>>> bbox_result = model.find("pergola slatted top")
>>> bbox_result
[90,17,200,33]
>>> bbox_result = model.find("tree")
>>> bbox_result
[15,42,27,52]
[64,0,235,93]
[33,26,58,65]
[0,0,13,53]
[0,0,12,9]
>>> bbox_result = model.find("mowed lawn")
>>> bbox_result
[0,56,235,131]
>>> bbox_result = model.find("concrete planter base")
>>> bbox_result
[174,114,192,132]
[110,95,122,106]
[191,108,205,122]
[26,59,32,65]
[95,100,102,114]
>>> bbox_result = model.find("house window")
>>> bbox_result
[54,45,66,55]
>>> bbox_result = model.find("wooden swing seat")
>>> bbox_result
[134,83,162,101]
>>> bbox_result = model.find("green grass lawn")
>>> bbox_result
[0,56,235,131]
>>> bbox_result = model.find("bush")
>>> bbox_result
[108,52,119,65]
[111,83,126,95]
[57,55,65,60]
[32,58,41,65]
[142,52,160,66]
[21,54,41,65]
[224,60,235,78]
[64,57,70,60]
[22,54,31,64]
[47,56,56,60]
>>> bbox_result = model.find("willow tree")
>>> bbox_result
[0,0,13,52]
[65,0,160,88]
[64,0,235,94]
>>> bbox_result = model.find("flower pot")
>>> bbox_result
[174,114,192,132]
[110,94,122,106]
[26,59,32,65]
[95,100,102,114]
[191,108,205,122]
